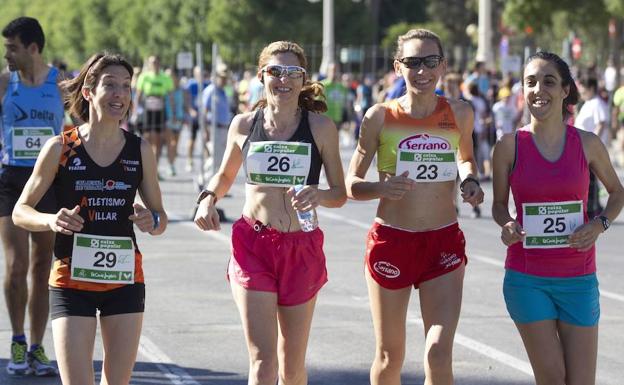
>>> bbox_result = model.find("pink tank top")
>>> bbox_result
[507,125,594,277]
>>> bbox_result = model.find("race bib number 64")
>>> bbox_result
[12,127,54,159]
[522,200,584,249]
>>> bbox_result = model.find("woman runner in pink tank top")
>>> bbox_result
[492,52,624,385]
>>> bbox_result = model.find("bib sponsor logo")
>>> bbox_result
[69,157,86,171]
[373,261,400,278]
[398,134,450,151]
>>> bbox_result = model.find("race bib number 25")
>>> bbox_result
[522,200,584,249]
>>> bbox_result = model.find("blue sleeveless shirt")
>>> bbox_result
[1,67,64,167]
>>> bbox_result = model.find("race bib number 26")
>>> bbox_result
[246,141,311,186]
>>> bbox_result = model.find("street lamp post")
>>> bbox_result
[319,0,335,76]
[476,0,494,70]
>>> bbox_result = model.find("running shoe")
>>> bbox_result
[6,341,28,376]
[28,345,58,377]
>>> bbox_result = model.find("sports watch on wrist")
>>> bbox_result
[596,215,610,231]
[196,189,217,205]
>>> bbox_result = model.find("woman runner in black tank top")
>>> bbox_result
[194,41,346,385]
[13,53,167,385]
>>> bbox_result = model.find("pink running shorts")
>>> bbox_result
[228,216,328,306]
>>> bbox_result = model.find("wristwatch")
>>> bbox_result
[196,189,217,204]
[596,215,610,231]
[460,176,480,192]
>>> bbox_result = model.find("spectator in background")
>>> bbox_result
[354,74,373,141]
[465,61,491,100]
[164,68,186,177]
[576,77,610,218]
[443,72,465,101]
[133,55,174,174]
[184,66,209,172]
[321,63,348,131]
[201,66,232,175]
[492,86,517,140]
[612,78,624,167]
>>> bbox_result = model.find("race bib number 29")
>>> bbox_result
[522,200,584,249]
[71,234,135,284]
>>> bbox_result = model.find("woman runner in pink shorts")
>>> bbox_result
[194,41,346,385]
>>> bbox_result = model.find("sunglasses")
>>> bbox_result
[261,64,306,79]
[398,55,444,69]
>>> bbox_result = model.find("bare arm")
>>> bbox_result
[450,99,484,207]
[135,139,167,235]
[12,137,84,234]
[194,113,247,231]
[346,104,414,200]
[569,131,624,250]
[290,114,346,211]
[492,134,526,246]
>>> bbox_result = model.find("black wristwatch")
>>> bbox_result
[460,176,480,192]
[596,215,610,231]
[196,189,217,204]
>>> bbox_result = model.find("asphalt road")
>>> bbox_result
[1,141,623,385]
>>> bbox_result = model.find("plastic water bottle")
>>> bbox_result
[293,185,318,232]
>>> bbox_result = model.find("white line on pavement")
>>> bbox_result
[407,318,534,376]
[139,335,201,385]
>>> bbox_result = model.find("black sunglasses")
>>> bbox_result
[398,55,444,69]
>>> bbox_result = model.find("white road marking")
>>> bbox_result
[408,317,534,376]
[139,335,201,385]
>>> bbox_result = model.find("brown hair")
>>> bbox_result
[394,29,444,60]
[61,52,133,123]
[253,41,327,113]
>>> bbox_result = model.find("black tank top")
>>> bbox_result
[242,108,322,185]
[53,128,143,260]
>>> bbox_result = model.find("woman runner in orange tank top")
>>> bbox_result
[346,29,483,385]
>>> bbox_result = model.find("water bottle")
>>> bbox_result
[293,185,318,232]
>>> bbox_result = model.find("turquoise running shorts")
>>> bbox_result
[503,269,600,327]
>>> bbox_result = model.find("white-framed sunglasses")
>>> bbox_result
[261,64,306,79]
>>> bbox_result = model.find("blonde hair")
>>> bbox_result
[254,41,327,113]
[394,29,444,60]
